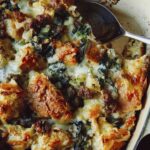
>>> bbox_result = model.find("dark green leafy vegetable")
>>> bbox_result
[106,115,123,128]
[47,62,69,87]
[31,7,69,56]
[30,14,51,32]
[65,86,84,110]
[97,49,121,99]
[48,25,64,40]
[72,23,91,39]
[0,0,19,11]
[8,117,54,131]
[69,121,92,150]
[76,39,89,63]
[98,68,118,100]
[40,25,51,37]
[31,38,55,58]
[31,7,69,39]
[8,117,35,128]
[48,62,66,73]
[47,64,84,110]
[54,7,69,26]
[97,53,110,87]
[7,103,35,128]
[98,49,122,78]
[105,78,118,100]
[72,23,91,63]
[0,0,19,38]
[45,7,69,39]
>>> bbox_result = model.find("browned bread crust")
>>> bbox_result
[0,82,24,122]
[28,73,72,122]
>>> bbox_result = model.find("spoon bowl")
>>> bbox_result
[75,0,150,44]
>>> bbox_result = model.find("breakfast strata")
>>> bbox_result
[0,0,149,150]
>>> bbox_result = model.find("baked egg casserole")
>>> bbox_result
[0,0,149,150]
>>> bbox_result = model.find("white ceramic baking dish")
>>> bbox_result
[110,0,150,149]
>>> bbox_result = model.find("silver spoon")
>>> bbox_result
[75,0,150,44]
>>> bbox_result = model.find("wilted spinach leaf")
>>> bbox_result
[65,86,84,110]
[72,23,91,63]
[31,7,70,57]
[76,39,89,63]
[31,38,55,58]
[97,49,121,99]
[72,23,91,40]
[69,121,92,150]
[47,62,69,87]
[106,115,123,128]
[54,7,69,26]
[8,117,54,130]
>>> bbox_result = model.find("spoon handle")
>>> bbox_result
[124,31,150,44]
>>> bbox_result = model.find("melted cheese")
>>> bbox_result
[6,125,34,150]
[18,0,44,17]
[76,99,103,121]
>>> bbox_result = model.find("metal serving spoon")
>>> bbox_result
[75,0,150,44]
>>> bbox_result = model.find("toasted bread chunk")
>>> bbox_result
[18,46,46,72]
[32,129,72,150]
[116,55,149,112]
[49,0,74,8]
[5,125,33,150]
[123,39,146,59]
[0,39,14,68]
[86,42,104,63]
[0,81,24,122]
[5,10,32,41]
[28,73,72,122]
[55,42,78,66]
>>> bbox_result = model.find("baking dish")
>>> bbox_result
[110,0,150,149]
